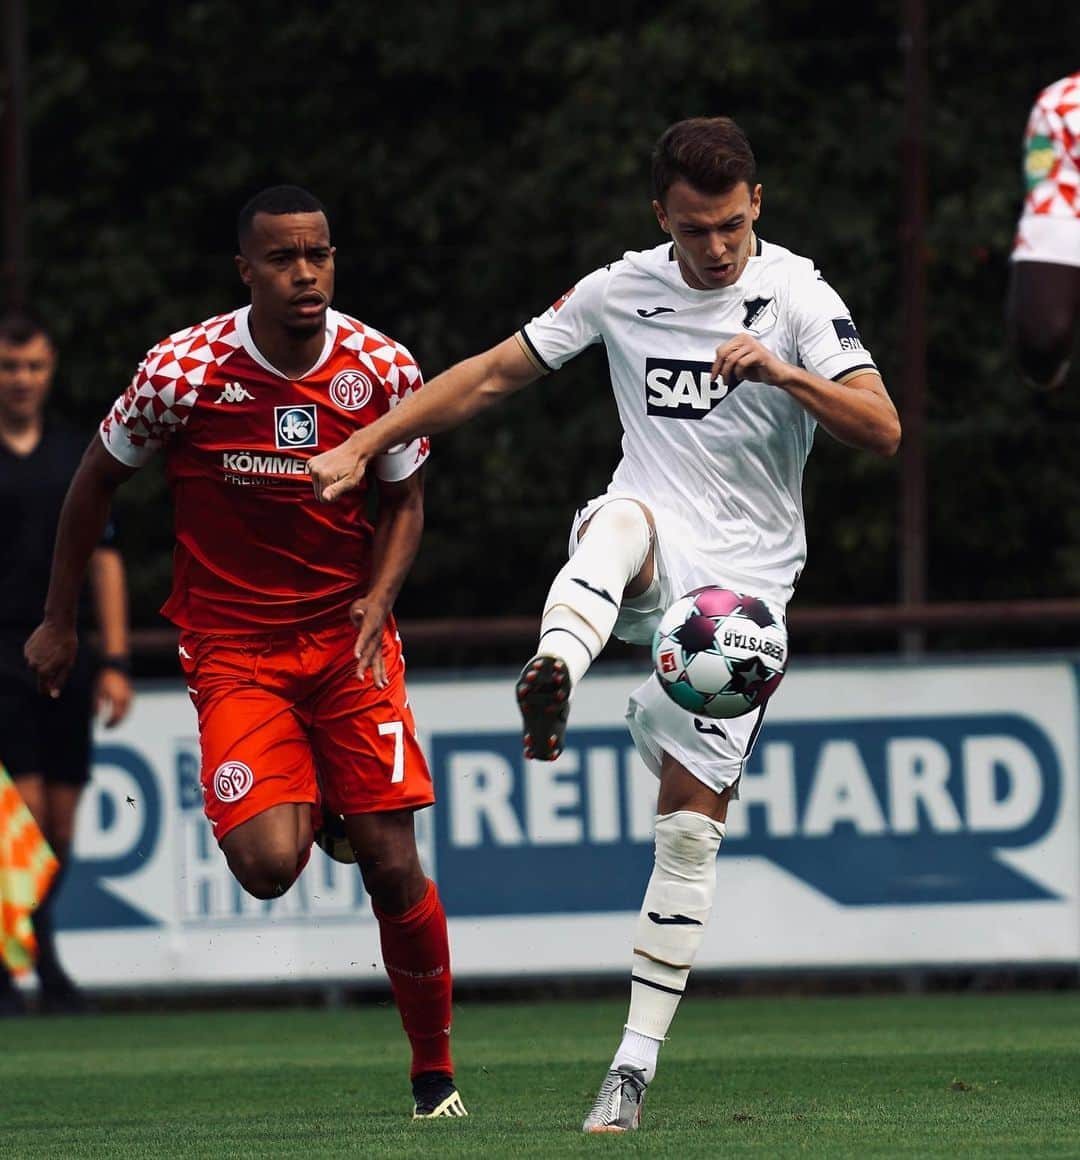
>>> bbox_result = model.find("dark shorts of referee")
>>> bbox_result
[0,629,95,786]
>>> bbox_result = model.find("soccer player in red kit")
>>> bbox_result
[24,186,466,1119]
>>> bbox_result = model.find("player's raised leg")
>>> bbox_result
[583,754,730,1132]
[518,498,656,760]
[346,809,466,1119]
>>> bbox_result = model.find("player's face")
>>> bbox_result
[236,212,335,337]
[0,333,56,426]
[653,180,762,290]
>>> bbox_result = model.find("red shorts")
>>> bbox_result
[178,619,433,842]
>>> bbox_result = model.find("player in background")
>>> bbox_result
[0,311,133,1015]
[1007,71,1080,389]
[24,188,466,1119]
[308,118,900,1131]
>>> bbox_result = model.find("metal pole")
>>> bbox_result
[2,0,28,309]
[898,0,928,654]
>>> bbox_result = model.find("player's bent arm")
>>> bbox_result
[366,468,426,613]
[310,336,541,503]
[776,367,901,457]
[350,468,426,684]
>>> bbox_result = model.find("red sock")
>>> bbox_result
[373,879,454,1079]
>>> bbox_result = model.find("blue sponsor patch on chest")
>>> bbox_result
[274,404,318,449]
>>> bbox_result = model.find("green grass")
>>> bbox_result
[2,992,1079,1158]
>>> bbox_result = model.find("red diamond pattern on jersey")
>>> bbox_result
[100,307,429,632]
[1022,72,1080,218]
[116,314,241,447]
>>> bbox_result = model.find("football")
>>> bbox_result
[651,586,788,719]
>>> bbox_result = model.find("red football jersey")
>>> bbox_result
[100,306,430,631]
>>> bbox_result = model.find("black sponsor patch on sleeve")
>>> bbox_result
[832,317,864,351]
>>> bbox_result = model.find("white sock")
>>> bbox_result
[626,812,725,1049]
[536,499,652,687]
[611,1026,662,1084]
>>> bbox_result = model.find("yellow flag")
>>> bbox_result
[0,764,59,975]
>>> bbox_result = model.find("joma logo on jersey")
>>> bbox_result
[645,358,737,418]
[274,405,317,449]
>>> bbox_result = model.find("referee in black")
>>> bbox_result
[0,310,133,1015]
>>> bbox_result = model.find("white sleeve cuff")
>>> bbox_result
[374,438,429,482]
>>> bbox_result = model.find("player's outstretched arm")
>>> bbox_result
[310,335,541,504]
[712,334,901,457]
[24,437,137,697]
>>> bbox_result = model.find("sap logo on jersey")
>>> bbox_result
[329,369,374,411]
[275,404,318,449]
[645,357,736,418]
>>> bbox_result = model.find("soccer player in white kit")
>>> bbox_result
[1007,72,1080,390]
[309,117,901,1131]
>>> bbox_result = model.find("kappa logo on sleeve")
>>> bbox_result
[831,318,864,351]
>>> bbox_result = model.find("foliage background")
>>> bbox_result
[12,1,1080,655]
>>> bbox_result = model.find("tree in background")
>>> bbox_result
[15,0,1080,651]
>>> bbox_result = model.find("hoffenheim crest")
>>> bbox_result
[742,296,777,335]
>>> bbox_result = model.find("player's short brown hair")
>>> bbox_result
[652,117,757,204]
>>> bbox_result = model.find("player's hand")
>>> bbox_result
[24,620,79,699]
[308,436,373,504]
[95,669,134,728]
[348,595,391,688]
[711,335,789,388]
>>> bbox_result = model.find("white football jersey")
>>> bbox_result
[519,238,878,606]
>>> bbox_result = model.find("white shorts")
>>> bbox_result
[1012,215,1080,268]
[567,490,784,795]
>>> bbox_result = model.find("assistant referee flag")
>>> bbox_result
[0,763,59,974]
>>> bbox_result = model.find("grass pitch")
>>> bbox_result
[2,992,1078,1158]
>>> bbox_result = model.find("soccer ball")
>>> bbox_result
[651,586,788,719]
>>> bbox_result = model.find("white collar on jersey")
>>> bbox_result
[234,304,340,380]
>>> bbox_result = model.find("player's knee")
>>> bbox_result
[654,810,725,878]
[356,850,423,912]
[226,843,301,900]
[587,498,652,551]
